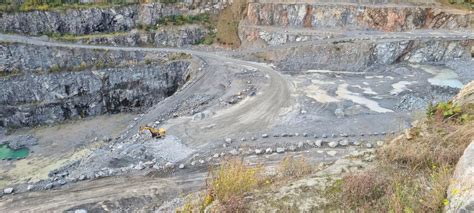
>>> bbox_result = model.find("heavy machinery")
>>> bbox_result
[139,126,166,138]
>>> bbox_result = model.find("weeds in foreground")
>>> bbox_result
[326,100,474,212]
[278,155,312,179]
[204,159,263,212]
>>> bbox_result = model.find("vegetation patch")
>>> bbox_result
[278,155,313,179]
[205,159,263,212]
[438,0,473,10]
[325,101,474,212]
[216,0,248,48]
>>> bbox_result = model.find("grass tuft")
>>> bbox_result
[326,100,474,212]
[206,159,262,212]
[278,155,312,179]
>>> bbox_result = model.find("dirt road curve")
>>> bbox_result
[0,171,207,212]
[0,33,292,211]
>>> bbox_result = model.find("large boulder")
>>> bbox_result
[453,81,474,109]
[446,142,474,212]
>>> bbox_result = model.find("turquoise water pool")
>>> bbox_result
[0,144,29,160]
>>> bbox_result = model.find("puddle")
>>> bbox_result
[305,84,339,103]
[336,84,393,113]
[410,64,463,89]
[352,85,378,95]
[0,144,29,160]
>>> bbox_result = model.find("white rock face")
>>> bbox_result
[446,142,474,213]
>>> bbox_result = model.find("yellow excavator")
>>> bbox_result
[139,126,166,138]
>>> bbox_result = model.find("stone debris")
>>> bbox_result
[328,141,338,148]
[265,148,273,154]
[366,143,373,148]
[314,140,322,147]
[276,147,285,153]
[229,149,239,156]
[297,141,304,148]
[224,138,232,143]
[339,139,349,146]
[213,153,219,158]
[179,164,185,169]
[165,162,174,168]
[376,141,385,147]
[0,135,38,149]
[3,188,13,194]
[353,141,361,146]
[255,149,263,155]
[288,145,296,151]
[327,151,338,157]
[262,134,269,138]
[335,108,345,118]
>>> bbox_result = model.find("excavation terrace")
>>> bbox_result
[0,0,472,211]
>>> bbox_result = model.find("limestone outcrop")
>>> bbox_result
[244,3,472,31]
[446,142,474,213]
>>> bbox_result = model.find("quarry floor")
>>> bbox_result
[0,30,473,211]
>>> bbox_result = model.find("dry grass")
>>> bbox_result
[216,0,248,48]
[327,103,474,212]
[206,159,263,212]
[438,0,473,11]
[278,155,313,179]
[380,122,474,170]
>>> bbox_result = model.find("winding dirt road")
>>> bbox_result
[0,33,293,212]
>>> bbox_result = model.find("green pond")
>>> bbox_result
[0,144,29,160]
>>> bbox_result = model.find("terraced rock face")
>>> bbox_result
[263,39,472,72]
[0,42,172,75]
[0,43,191,128]
[244,3,472,31]
[69,25,209,48]
[0,2,227,36]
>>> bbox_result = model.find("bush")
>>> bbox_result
[207,159,262,212]
[278,155,312,179]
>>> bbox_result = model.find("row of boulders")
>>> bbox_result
[225,130,395,142]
